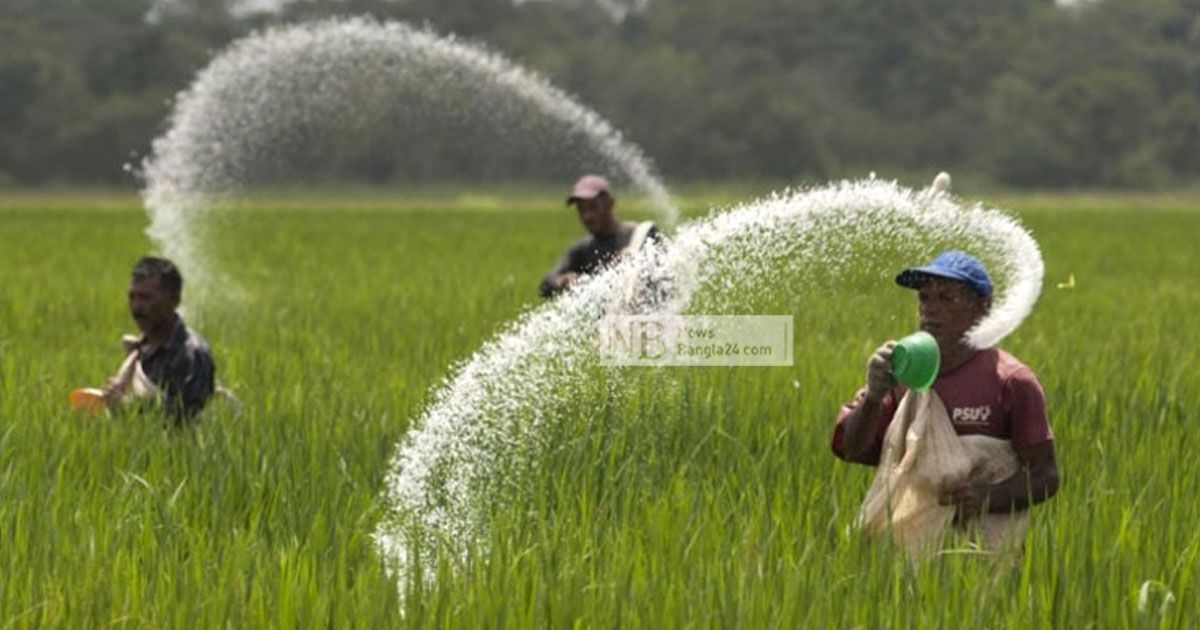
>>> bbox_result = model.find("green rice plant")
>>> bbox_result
[0,192,1196,627]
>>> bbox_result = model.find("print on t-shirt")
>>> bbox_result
[951,405,993,426]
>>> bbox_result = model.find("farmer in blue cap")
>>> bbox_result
[833,251,1059,526]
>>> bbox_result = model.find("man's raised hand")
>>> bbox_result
[554,271,579,290]
[865,340,898,399]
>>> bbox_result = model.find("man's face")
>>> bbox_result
[917,276,990,348]
[128,275,178,333]
[574,195,614,235]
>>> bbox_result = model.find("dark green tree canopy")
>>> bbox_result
[1,0,1197,187]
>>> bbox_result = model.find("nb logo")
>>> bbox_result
[952,406,992,425]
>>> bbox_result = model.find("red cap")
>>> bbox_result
[566,175,612,204]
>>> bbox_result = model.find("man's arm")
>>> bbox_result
[834,341,898,464]
[941,440,1060,516]
[164,348,215,423]
[182,350,216,420]
[838,394,889,464]
[539,244,581,298]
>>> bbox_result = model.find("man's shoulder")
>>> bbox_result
[567,235,595,253]
[993,347,1040,385]
[626,221,663,247]
[180,323,214,361]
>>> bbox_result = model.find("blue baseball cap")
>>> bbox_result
[895,250,993,298]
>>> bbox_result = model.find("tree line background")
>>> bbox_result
[2,0,1199,189]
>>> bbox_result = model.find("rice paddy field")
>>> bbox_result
[0,189,1197,627]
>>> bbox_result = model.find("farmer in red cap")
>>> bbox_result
[833,251,1059,547]
[539,175,662,298]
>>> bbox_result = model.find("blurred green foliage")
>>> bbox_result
[2,0,1199,188]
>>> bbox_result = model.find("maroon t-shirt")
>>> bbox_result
[832,348,1052,465]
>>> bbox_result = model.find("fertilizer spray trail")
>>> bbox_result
[374,178,1044,584]
[139,17,676,296]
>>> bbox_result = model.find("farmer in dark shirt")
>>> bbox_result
[102,256,216,422]
[833,251,1059,522]
[539,175,662,298]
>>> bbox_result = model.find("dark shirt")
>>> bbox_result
[539,222,662,298]
[138,317,216,422]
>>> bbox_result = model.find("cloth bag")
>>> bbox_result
[614,221,669,315]
[112,349,161,403]
[619,221,655,261]
[854,389,1028,556]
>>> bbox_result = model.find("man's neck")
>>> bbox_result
[143,314,180,350]
[593,219,627,238]
[939,343,978,373]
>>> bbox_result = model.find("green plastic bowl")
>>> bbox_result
[891,331,940,392]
